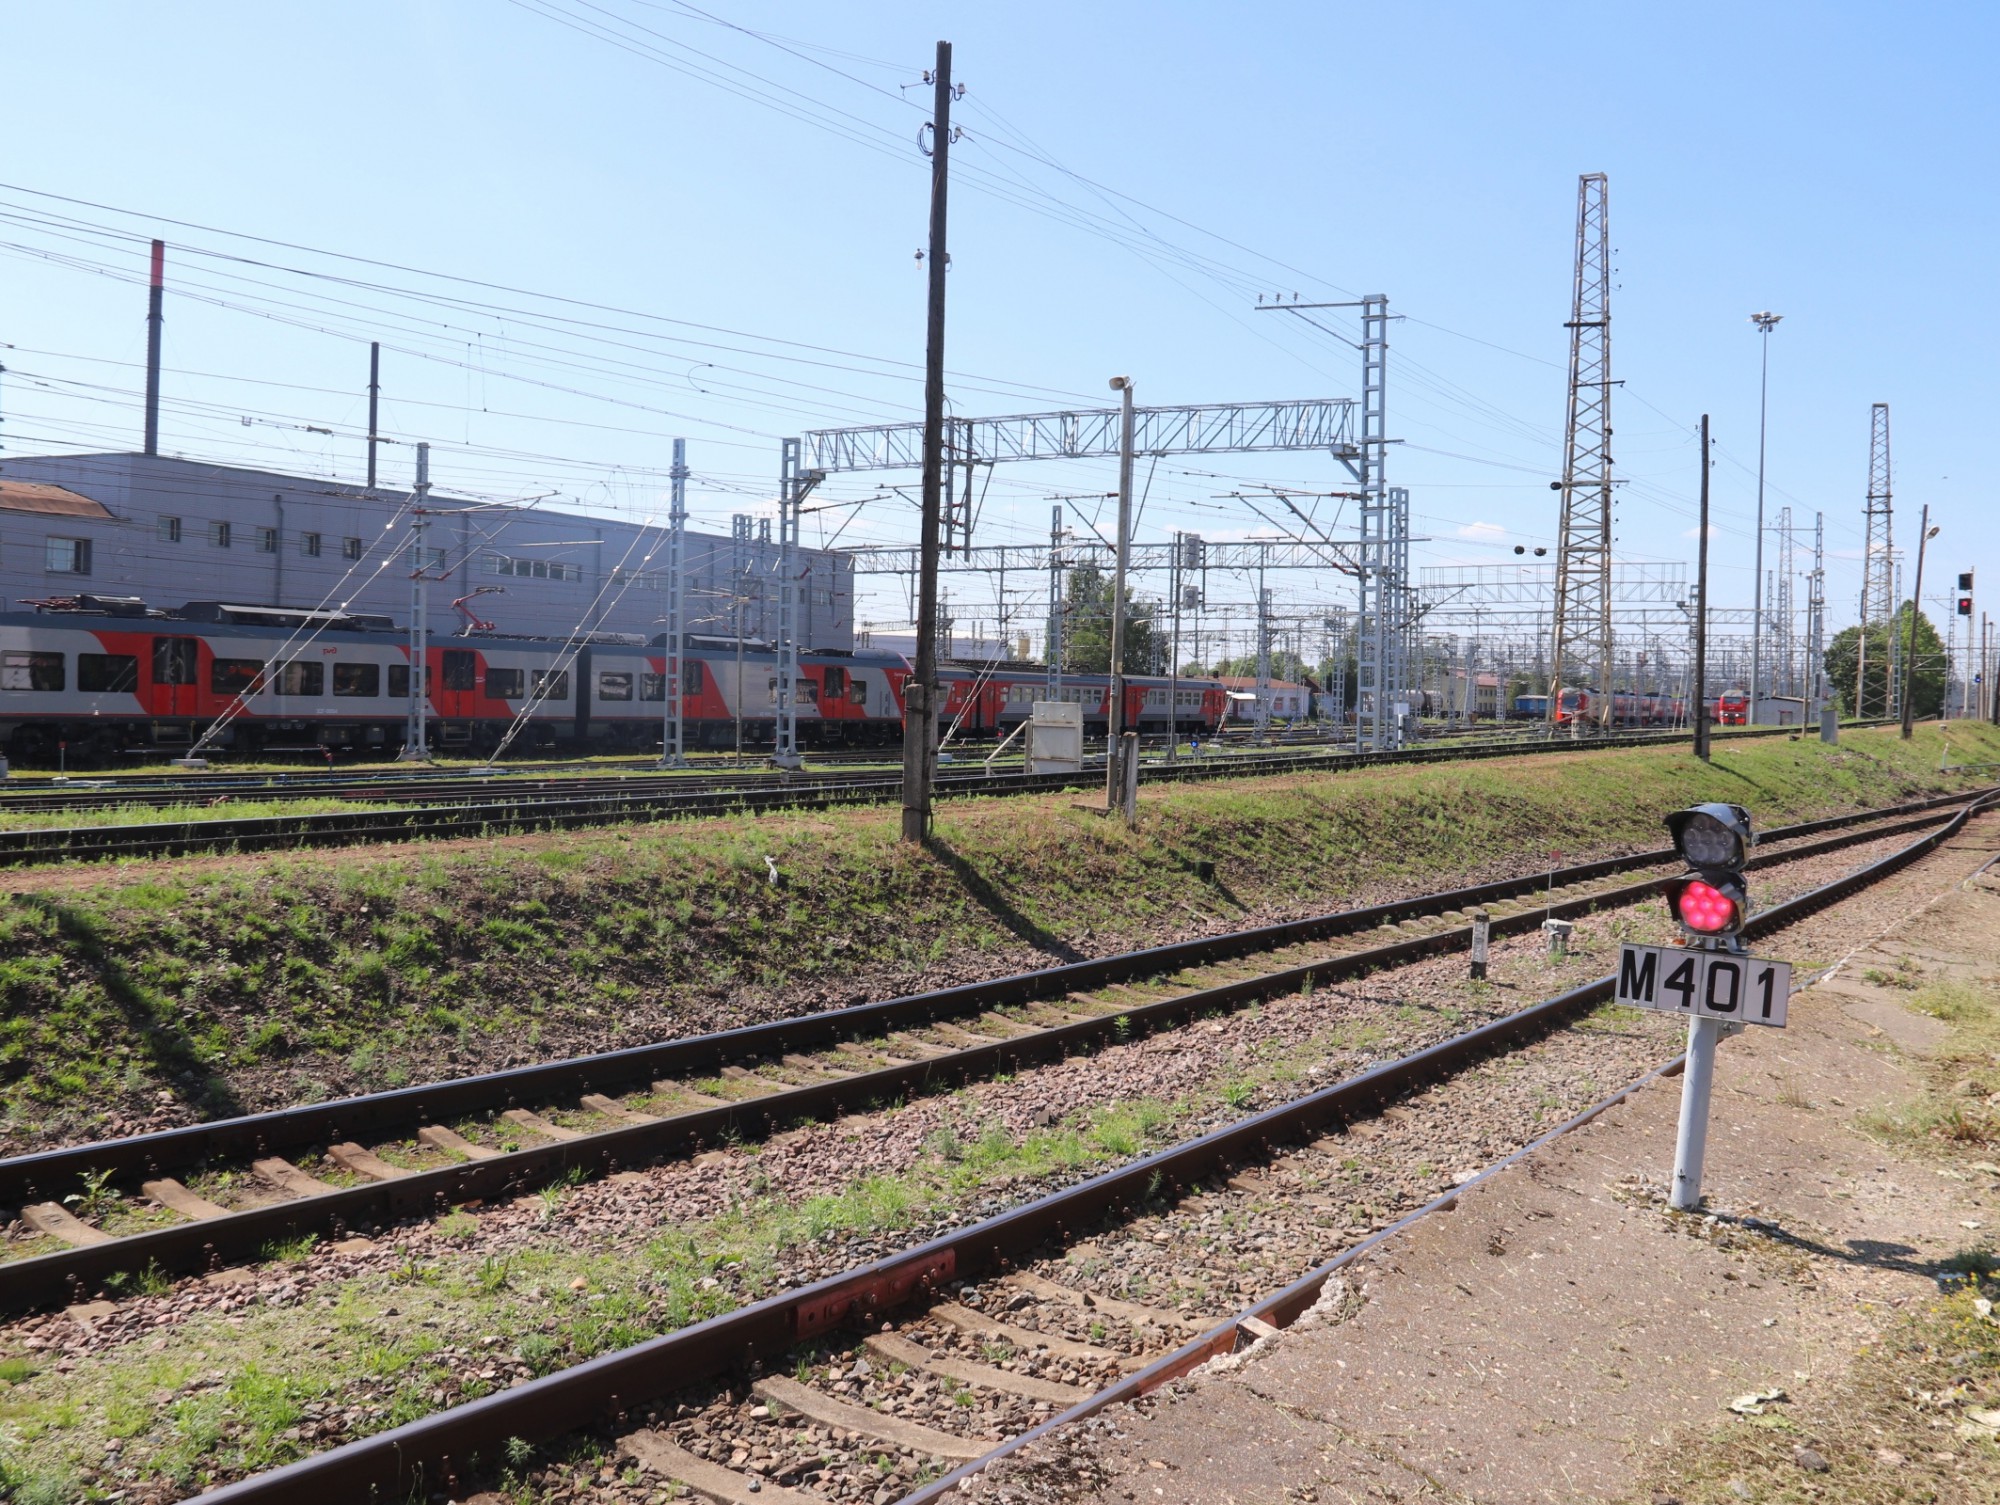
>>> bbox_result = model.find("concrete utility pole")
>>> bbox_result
[1045,503,1064,699]
[1902,507,1936,739]
[401,442,433,763]
[143,240,165,456]
[658,438,688,768]
[1748,312,1782,722]
[901,38,954,844]
[1693,415,1712,761]
[367,342,382,489]
[1106,373,1136,807]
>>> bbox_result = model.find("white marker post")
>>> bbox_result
[1470,908,1490,981]
[1614,932,1791,1210]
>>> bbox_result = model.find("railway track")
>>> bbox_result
[0,722,1553,815]
[0,790,1970,1322]
[152,787,1994,1505]
[0,721,1829,865]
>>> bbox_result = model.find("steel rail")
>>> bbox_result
[185,787,1992,1505]
[0,798,1968,1316]
[0,721,1846,867]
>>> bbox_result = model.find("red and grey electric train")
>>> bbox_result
[0,597,1235,763]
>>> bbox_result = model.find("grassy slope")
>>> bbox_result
[2,722,1997,1151]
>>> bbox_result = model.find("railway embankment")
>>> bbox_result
[979,808,2000,1505]
[2,723,1996,1158]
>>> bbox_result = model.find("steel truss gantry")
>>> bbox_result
[805,399,1358,477]
[1857,402,1896,718]
[1549,172,1617,733]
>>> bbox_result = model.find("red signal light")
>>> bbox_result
[1674,878,1740,933]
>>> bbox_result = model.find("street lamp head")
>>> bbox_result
[1750,311,1783,332]
[1109,375,1131,392]
[1927,525,1941,540]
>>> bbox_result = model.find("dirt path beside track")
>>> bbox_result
[971,820,2000,1505]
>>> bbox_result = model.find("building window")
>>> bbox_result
[343,537,364,561]
[301,532,322,558]
[275,661,324,696]
[210,522,232,549]
[333,662,379,697]
[258,527,279,554]
[487,553,582,582]
[45,537,91,575]
[158,516,182,543]
[408,545,446,571]
[1,650,65,691]
[78,653,139,693]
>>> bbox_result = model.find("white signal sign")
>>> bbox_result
[1614,944,1792,1028]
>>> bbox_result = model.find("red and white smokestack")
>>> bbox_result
[143,239,164,456]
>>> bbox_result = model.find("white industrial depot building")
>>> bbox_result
[0,451,855,648]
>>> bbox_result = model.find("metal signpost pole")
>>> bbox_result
[1670,935,1730,1212]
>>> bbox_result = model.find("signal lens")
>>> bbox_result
[1675,879,1739,933]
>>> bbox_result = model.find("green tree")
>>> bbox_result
[1824,601,1947,718]
[1060,564,1156,673]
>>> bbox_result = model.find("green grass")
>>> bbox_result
[1,721,1995,1151]
[0,796,404,832]
[1859,979,2000,1153]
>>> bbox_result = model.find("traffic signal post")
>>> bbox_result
[1611,804,1793,1211]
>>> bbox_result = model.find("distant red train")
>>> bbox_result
[1714,690,1750,726]
[1535,688,1687,727]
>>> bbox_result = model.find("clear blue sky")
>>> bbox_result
[1,1,1992,660]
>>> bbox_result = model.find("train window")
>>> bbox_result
[441,651,477,692]
[486,667,525,700]
[639,672,664,702]
[1,651,64,691]
[333,662,380,697]
[531,669,570,701]
[275,661,324,696]
[152,637,197,685]
[849,677,867,706]
[77,653,139,693]
[823,666,849,700]
[685,660,705,693]
[210,658,265,696]
[597,671,634,702]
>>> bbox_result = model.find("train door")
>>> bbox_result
[150,636,199,721]
[573,647,593,741]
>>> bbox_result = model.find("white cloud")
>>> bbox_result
[1455,521,1507,540]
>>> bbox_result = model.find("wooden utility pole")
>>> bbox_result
[1693,414,1712,760]
[902,39,953,844]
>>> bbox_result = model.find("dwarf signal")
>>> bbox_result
[1662,802,1753,937]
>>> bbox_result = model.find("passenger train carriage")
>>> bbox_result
[0,598,909,761]
[937,662,1228,739]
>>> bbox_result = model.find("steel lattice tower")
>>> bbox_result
[1548,172,1615,732]
[1772,506,1796,698]
[1856,403,1895,717]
